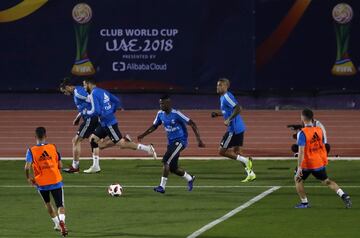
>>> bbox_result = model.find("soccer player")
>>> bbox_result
[289,119,331,157]
[211,78,255,182]
[137,95,205,194]
[24,127,68,236]
[59,78,99,173]
[83,77,157,173]
[294,108,352,208]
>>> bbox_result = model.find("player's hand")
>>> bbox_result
[224,119,230,126]
[211,112,218,118]
[198,140,205,148]
[295,167,303,182]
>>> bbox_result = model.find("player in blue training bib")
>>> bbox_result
[59,78,99,173]
[138,95,205,194]
[211,78,256,182]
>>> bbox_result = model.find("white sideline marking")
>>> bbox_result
[0,185,359,188]
[186,186,281,238]
[1,156,360,161]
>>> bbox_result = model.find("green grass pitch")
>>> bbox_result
[0,160,358,238]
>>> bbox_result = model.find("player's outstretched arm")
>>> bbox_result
[137,125,159,142]
[188,120,205,147]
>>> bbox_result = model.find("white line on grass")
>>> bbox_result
[0,185,359,188]
[186,186,281,238]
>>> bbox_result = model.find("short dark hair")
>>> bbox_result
[59,77,72,90]
[160,94,170,100]
[83,77,96,84]
[302,108,314,121]
[218,78,230,87]
[35,127,46,139]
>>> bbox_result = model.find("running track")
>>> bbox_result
[1,110,359,157]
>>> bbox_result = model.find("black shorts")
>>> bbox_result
[295,167,328,181]
[38,187,64,208]
[93,123,122,143]
[162,141,185,171]
[220,132,244,149]
[77,117,99,138]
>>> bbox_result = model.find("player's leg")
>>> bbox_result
[234,146,256,182]
[167,143,195,191]
[51,187,68,236]
[154,143,180,194]
[294,168,310,208]
[38,190,60,230]
[62,135,83,173]
[84,126,105,173]
[72,135,82,166]
[219,132,254,181]
[315,168,352,208]
[106,124,157,159]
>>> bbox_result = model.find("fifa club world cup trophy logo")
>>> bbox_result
[331,3,357,76]
[71,3,95,76]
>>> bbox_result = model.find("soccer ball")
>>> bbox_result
[108,184,123,197]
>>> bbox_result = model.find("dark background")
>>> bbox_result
[0,0,359,95]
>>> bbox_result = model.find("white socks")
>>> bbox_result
[51,217,59,226]
[336,188,345,197]
[301,197,308,204]
[72,160,79,169]
[160,177,168,189]
[92,155,99,168]
[236,155,248,164]
[183,172,192,182]
[137,144,151,153]
[59,214,65,222]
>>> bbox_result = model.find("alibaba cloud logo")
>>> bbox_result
[0,0,48,23]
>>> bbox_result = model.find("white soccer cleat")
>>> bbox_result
[149,144,157,160]
[83,166,101,173]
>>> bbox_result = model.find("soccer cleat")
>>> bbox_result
[241,171,256,182]
[295,203,310,209]
[341,194,352,208]
[188,176,195,191]
[83,166,101,174]
[59,220,68,237]
[63,166,80,173]
[153,185,165,194]
[149,144,157,160]
[245,157,253,171]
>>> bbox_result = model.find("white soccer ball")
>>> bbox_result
[108,184,123,197]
